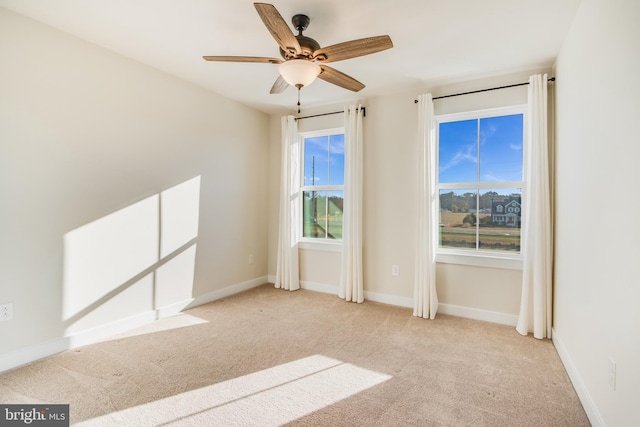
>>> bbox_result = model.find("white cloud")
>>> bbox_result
[482,173,503,182]
[440,145,477,171]
[330,140,344,154]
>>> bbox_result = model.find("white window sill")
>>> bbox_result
[298,240,343,252]
[436,252,523,270]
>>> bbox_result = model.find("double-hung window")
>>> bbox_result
[436,105,526,264]
[299,128,345,242]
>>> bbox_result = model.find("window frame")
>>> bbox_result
[298,127,345,251]
[434,105,527,270]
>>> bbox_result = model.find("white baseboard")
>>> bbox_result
[68,310,158,349]
[0,276,268,373]
[438,303,519,326]
[300,280,339,295]
[292,279,516,325]
[552,327,604,427]
[0,337,70,374]
[157,299,194,319]
[188,276,267,308]
[365,290,413,308]
[299,281,414,309]
[0,310,158,373]
[298,280,413,308]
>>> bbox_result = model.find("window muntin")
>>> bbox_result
[436,107,525,257]
[300,129,344,241]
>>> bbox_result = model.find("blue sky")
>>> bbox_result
[302,115,522,189]
[438,114,523,184]
[303,134,344,186]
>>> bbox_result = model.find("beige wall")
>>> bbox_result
[0,9,269,356]
[4,2,638,422]
[267,69,550,319]
[267,108,349,291]
[553,0,640,425]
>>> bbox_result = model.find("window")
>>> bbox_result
[300,128,344,241]
[436,106,525,259]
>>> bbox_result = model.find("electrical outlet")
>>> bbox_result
[608,357,616,391]
[391,265,399,276]
[0,303,13,321]
[249,254,255,265]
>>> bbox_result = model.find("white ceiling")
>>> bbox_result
[0,0,581,115]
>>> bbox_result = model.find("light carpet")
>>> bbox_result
[0,284,590,426]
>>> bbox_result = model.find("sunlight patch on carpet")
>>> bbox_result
[107,313,209,341]
[76,355,391,426]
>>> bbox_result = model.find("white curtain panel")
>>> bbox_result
[517,74,552,338]
[413,94,439,319]
[275,116,300,291]
[339,105,364,303]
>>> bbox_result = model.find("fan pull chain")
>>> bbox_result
[297,86,301,114]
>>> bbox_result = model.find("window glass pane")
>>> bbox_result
[326,191,343,240]
[439,189,478,250]
[328,134,344,185]
[301,131,345,241]
[435,108,524,257]
[478,189,521,252]
[438,119,478,183]
[303,190,326,238]
[304,136,328,186]
[479,114,523,182]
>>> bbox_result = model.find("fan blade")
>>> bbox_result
[254,3,301,56]
[318,65,365,92]
[203,56,282,64]
[313,35,393,63]
[270,75,288,94]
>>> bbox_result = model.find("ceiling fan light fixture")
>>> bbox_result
[278,59,321,88]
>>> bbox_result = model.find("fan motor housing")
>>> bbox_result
[280,35,320,59]
[280,14,320,59]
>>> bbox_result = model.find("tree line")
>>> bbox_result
[440,191,520,212]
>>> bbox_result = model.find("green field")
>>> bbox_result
[440,212,520,252]
[303,194,343,239]
[303,218,343,239]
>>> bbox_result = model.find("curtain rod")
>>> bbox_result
[414,77,555,103]
[295,106,366,121]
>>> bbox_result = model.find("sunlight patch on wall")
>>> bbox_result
[160,176,200,258]
[62,176,201,331]
[76,354,392,426]
[65,274,155,336]
[155,244,197,309]
[62,195,159,321]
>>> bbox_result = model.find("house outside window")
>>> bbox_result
[491,197,522,227]
[435,105,526,263]
[299,128,345,242]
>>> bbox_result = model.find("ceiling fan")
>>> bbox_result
[203,3,393,108]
